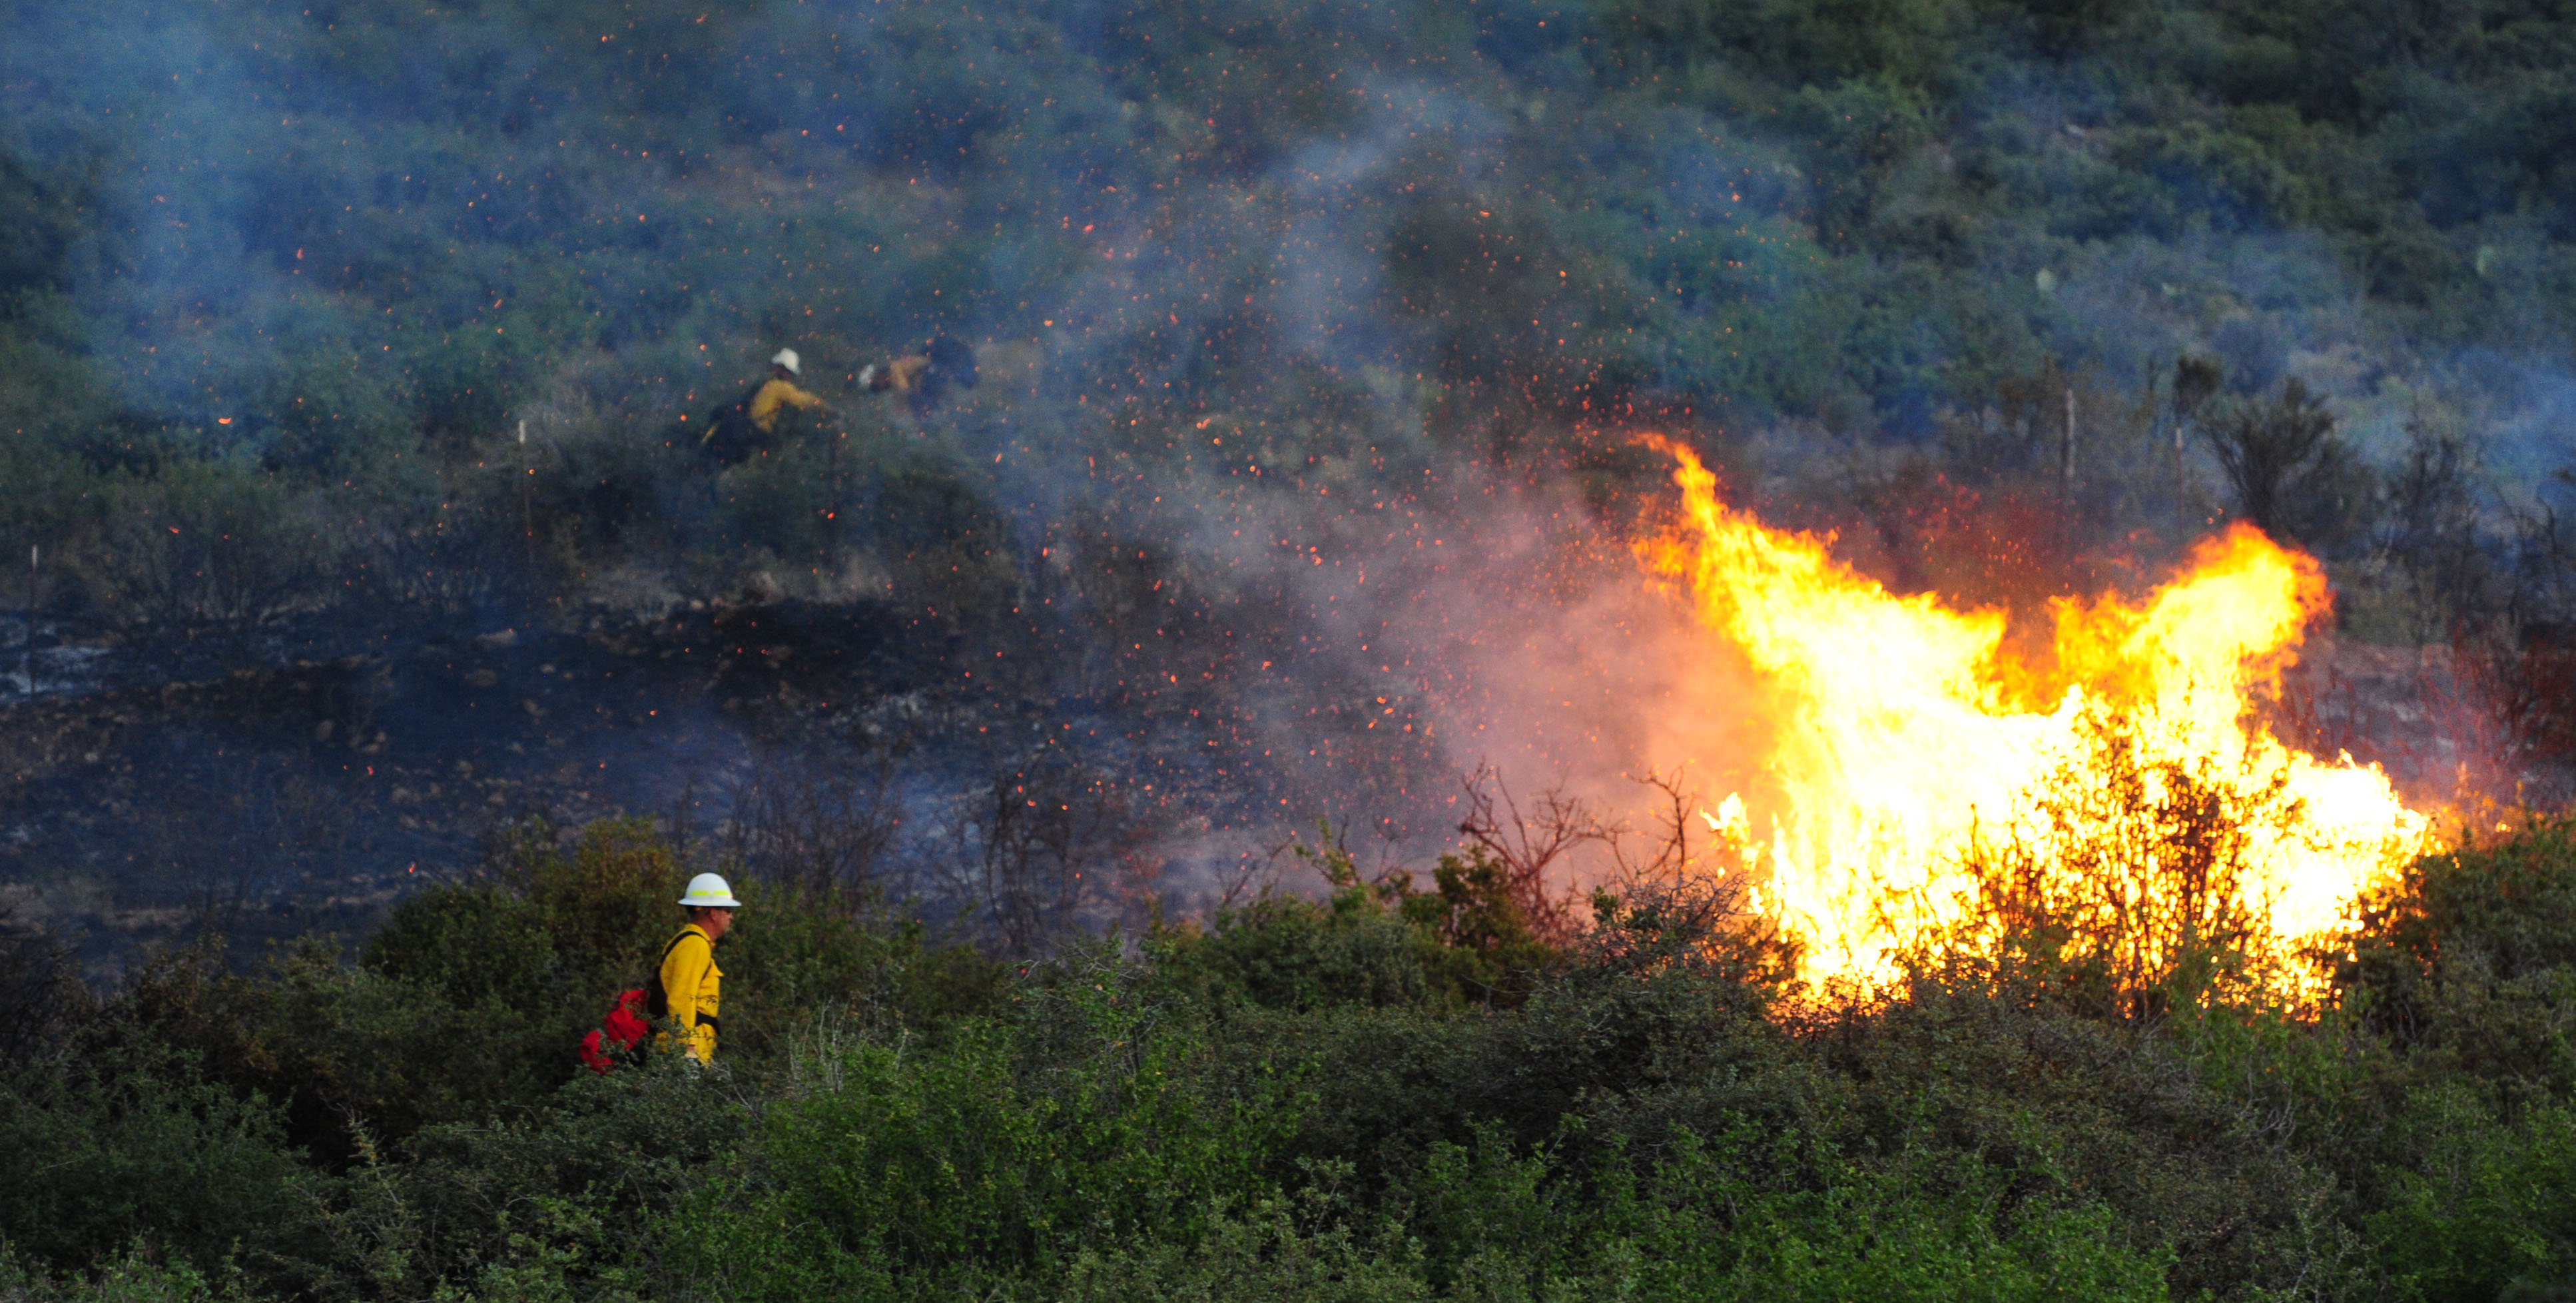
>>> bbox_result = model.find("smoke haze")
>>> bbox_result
[3,0,2573,953]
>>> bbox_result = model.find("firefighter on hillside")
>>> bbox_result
[700,349,838,465]
[860,335,980,413]
[655,873,739,1063]
[747,349,832,433]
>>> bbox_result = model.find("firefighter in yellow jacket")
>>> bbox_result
[655,873,740,1063]
[749,348,832,433]
[859,336,978,413]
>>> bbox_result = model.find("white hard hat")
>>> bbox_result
[770,348,801,375]
[679,873,742,909]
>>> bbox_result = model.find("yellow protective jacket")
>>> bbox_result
[866,354,932,393]
[749,377,827,432]
[656,923,723,1061]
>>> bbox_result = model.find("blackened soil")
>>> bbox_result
[0,597,1014,975]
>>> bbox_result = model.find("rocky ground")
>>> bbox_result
[2279,635,2558,814]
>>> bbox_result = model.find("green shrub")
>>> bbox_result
[1155,840,1568,1015]
[1149,885,1435,1013]
[350,1055,748,1302]
[713,432,833,566]
[95,461,338,636]
[0,1041,303,1278]
[116,819,1004,1165]
[361,883,565,1015]
[1052,1194,1429,1303]
[33,818,2576,1302]
[2372,1085,2576,1302]
[2344,817,2576,1096]
[251,342,421,488]
[493,817,690,1011]
[663,945,1305,1298]
[0,1242,265,1303]
[1391,1123,2173,1302]
[710,883,1006,1060]
[117,936,573,1162]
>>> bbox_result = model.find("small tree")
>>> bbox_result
[2200,378,2376,550]
[2376,418,2493,637]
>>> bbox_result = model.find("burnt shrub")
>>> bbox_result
[93,462,340,641]
[871,450,1019,621]
[2199,378,2378,555]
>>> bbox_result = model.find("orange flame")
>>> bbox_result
[1635,439,2427,990]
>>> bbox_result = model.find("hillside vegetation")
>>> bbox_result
[3,0,2574,657]
[0,816,2572,1300]
[9,0,2576,1297]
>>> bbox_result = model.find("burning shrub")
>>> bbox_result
[1638,438,2423,992]
[1919,707,2327,1019]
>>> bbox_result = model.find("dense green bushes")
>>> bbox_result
[1,815,2573,1298]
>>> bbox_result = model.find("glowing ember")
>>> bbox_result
[1634,439,2429,991]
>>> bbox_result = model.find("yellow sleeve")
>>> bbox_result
[659,930,715,1061]
[749,380,827,433]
